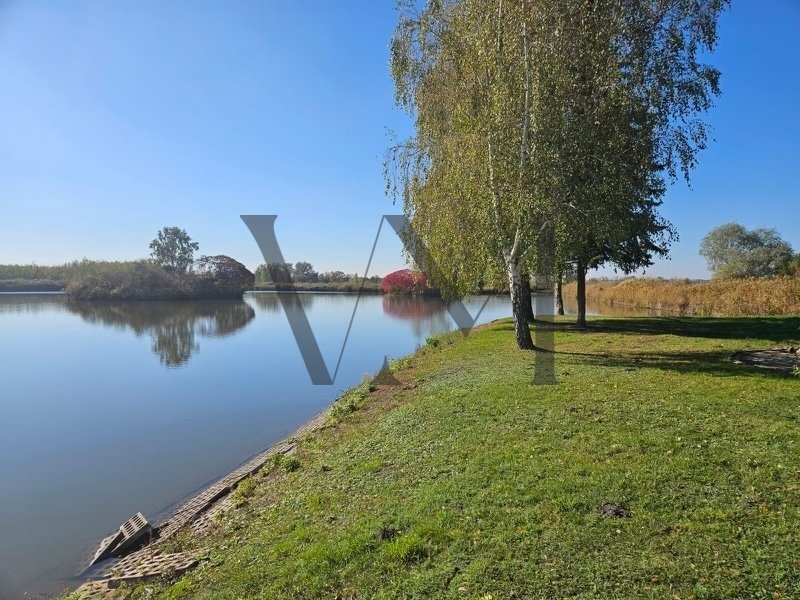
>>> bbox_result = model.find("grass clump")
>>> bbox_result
[328,380,372,422]
[270,453,301,473]
[388,355,413,373]
[382,532,427,563]
[230,477,258,507]
[281,456,301,472]
[425,335,440,348]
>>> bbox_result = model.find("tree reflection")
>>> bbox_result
[381,295,450,338]
[66,300,255,366]
[248,291,316,313]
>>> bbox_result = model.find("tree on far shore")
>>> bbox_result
[149,227,199,273]
[700,223,794,279]
[292,261,319,283]
[255,262,293,285]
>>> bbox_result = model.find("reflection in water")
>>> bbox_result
[382,295,451,338]
[66,300,255,366]
[0,293,67,315]
[248,290,316,313]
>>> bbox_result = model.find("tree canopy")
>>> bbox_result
[700,223,794,279]
[389,0,728,347]
[149,227,199,273]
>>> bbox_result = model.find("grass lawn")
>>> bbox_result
[144,316,799,599]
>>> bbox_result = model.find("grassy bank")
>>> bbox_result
[115,314,800,599]
[566,277,800,316]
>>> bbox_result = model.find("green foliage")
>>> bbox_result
[381,532,427,563]
[64,261,188,300]
[388,0,728,349]
[270,453,301,473]
[388,355,413,373]
[0,278,62,291]
[282,456,301,473]
[425,335,440,348]
[783,253,800,277]
[700,223,795,279]
[149,227,200,273]
[255,262,292,285]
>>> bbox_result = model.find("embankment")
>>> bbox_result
[72,315,800,599]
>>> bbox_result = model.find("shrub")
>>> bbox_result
[381,269,428,294]
[282,456,301,472]
[194,255,255,298]
[64,261,190,301]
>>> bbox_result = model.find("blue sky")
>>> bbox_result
[0,1,797,279]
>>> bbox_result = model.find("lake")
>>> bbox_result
[0,291,652,597]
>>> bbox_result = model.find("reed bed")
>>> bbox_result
[565,276,800,316]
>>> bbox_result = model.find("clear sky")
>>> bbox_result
[0,1,798,279]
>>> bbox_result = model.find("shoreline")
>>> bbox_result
[64,320,483,597]
[64,320,507,597]
[70,408,334,596]
[1,285,513,297]
[65,315,800,598]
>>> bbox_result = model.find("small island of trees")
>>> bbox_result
[43,227,254,300]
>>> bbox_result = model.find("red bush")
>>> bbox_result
[381,269,428,294]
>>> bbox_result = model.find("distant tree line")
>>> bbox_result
[254,262,382,287]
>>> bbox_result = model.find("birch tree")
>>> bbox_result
[389,0,566,349]
[388,0,728,347]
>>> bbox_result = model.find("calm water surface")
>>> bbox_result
[0,292,652,597]
[0,292,507,597]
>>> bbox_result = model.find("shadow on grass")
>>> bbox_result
[489,317,799,377]
[555,348,794,379]
[584,316,800,343]
[489,316,800,343]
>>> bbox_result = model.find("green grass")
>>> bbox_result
[148,316,800,599]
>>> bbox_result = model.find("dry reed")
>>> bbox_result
[564,277,800,317]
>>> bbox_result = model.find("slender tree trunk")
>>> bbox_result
[576,258,587,328]
[520,271,534,323]
[508,261,534,349]
[556,271,565,316]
